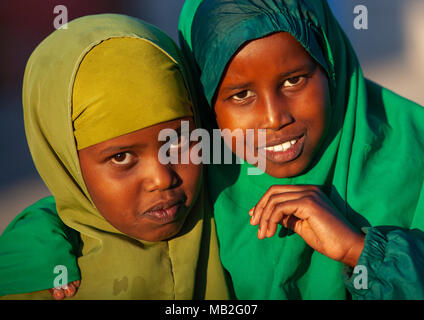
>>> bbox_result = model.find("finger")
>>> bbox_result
[265,213,300,238]
[275,199,311,233]
[280,213,301,231]
[258,205,295,239]
[262,203,292,238]
[71,280,81,288]
[64,283,77,297]
[251,186,286,225]
[52,288,65,300]
[263,198,312,239]
[257,191,308,225]
[258,191,315,238]
[251,185,320,225]
[264,216,280,238]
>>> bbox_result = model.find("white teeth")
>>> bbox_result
[274,144,283,152]
[264,138,298,152]
[282,141,292,151]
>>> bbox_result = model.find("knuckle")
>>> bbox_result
[268,193,280,204]
[310,185,320,191]
[275,202,286,210]
[270,213,283,223]
[303,194,317,206]
[306,190,318,199]
[268,184,283,193]
[261,215,270,223]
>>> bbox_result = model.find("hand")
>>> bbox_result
[249,185,365,267]
[48,280,80,300]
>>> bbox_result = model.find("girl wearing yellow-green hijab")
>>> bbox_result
[0,14,229,299]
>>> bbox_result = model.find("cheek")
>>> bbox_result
[81,165,139,222]
[214,97,239,128]
[215,103,235,131]
[215,103,257,132]
[174,162,202,204]
[297,77,331,145]
[215,103,255,159]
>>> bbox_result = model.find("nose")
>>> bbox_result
[261,93,294,131]
[142,161,179,192]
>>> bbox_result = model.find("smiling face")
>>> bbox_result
[214,32,331,178]
[78,116,201,242]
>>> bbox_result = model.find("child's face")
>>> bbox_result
[214,32,331,178]
[78,117,201,242]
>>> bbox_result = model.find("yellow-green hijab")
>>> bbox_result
[20,14,229,299]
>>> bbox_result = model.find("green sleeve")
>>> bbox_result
[344,227,424,299]
[0,196,80,296]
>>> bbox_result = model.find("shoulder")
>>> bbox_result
[0,195,80,251]
[365,78,424,118]
[2,196,61,235]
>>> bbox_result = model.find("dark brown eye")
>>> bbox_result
[169,135,189,150]
[283,76,303,87]
[232,90,254,101]
[111,152,132,165]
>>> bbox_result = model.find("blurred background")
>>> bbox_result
[1,0,423,233]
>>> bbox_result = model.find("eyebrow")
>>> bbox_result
[170,120,193,135]
[98,144,140,157]
[279,66,310,78]
[221,81,254,92]
[174,125,185,135]
[221,65,312,93]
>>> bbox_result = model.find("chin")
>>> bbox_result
[263,160,310,179]
[136,223,184,242]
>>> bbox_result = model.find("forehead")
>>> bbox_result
[81,117,194,154]
[114,117,193,141]
[225,32,313,74]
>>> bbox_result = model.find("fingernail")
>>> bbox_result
[258,227,265,239]
[249,208,253,216]
[54,290,63,299]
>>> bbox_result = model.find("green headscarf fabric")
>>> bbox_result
[178,0,424,299]
[0,197,80,297]
[0,14,229,299]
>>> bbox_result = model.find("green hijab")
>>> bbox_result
[178,0,424,299]
[2,14,229,299]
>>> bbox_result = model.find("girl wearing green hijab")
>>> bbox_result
[177,0,424,299]
[0,13,229,299]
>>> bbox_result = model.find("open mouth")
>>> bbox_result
[259,134,305,164]
[143,197,186,224]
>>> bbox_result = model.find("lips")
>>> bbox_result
[258,134,305,164]
[142,197,186,224]
[263,138,297,152]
